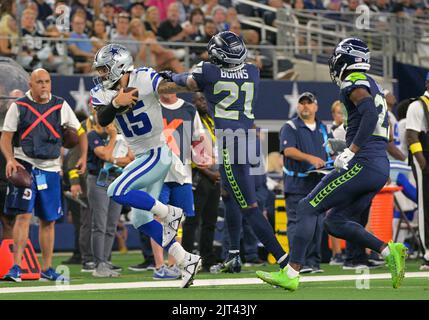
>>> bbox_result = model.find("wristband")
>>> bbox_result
[112,98,120,109]
[410,142,423,154]
[77,126,85,136]
[68,169,79,180]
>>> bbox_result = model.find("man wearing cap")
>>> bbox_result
[279,92,331,273]
[405,72,429,270]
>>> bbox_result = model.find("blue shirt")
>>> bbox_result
[68,32,93,53]
[279,117,329,195]
[192,62,260,130]
[87,130,107,175]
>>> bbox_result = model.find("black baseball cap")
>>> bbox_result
[298,92,317,104]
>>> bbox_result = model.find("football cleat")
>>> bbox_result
[179,252,202,288]
[161,205,183,247]
[385,241,407,289]
[256,266,300,291]
[210,253,242,274]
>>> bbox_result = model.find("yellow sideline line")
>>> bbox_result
[0,272,428,294]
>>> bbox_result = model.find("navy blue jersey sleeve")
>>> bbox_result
[340,72,371,98]
[279,121,297,152]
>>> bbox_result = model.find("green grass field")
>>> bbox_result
[1,252,428,300]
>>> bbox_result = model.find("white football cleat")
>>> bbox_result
[161,205,183,247]
[180,252,202,288]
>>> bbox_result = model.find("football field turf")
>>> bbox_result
[0,252,428,300]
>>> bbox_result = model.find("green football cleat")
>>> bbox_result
[385,241,407,289]
[256,267,300,291]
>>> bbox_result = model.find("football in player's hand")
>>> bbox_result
[116,87,139,114]
[8,166,32,188]
[62,126,79,149]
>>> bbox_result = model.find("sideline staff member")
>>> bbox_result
[0,68,87,282]
[406,72,429,270]
[279,92,329,273]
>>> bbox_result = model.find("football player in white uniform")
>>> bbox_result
[90,44,201,288]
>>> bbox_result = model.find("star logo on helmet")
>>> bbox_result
[109,47,120,56]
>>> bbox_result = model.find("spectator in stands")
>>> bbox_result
[226,7,238,24]
[129,1,146,21]
[370,0,392,12]
[344,0,361,12]
[392,0,418,17]
[111,13,140,59]
[129,18,185,72]
[71,0,94,24]
[158,2,194,41]
[34,0,53,22]
[0,11,18,58]
[1,68,87,282]
[324,0,343,20]
[330,100,343,132]
[0,0,17,33]
[25,1,46,34]
[202,0,220,16]
[181,8,205,42]
[86,117,134,277]
[91,18,109,51]
[279,92,329,274]
[211,5,229,32]
[146,0,176,21]
[99,1,116,37]
[189,18,217,64]
[144,6,161,36]
[304,0,325,9]
[68,13,95,73]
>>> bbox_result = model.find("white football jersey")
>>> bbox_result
[90,67,165,156]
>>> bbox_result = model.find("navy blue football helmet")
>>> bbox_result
[328,38,371,86]
[207,31,247,68]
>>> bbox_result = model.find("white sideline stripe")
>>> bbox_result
[1,272,428,294]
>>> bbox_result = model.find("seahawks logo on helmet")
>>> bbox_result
[93,44,134,90]
[328,38,371,86]
[207,31,247,68]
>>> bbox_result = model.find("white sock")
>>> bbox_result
[277,253,288,265]
[229,250,239,255]
[381,246,390,258]
[286,264,299,278]
[168,242,186,266]
[151,200,169,219]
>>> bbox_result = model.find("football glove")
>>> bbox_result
[158,70,174,82]
[334,147,355,171]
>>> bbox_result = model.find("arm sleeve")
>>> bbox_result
[279,123,297,153]
[405,101,424,132]
[352,96,379,148]
[2,103,19,132]
[96,103,117,127]
[61,101,81,130]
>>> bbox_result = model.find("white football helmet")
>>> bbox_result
[93,44,134,89]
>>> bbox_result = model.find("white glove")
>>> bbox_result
[334,147,355,171]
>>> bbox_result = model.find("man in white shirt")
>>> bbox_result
[0,68,88,282]
[405,72,429,270]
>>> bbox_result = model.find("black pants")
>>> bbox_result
[182,173,220,268]
[411,155,429,256]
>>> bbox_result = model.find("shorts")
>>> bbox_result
[159,182,195,217]
[5,161,63,222]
